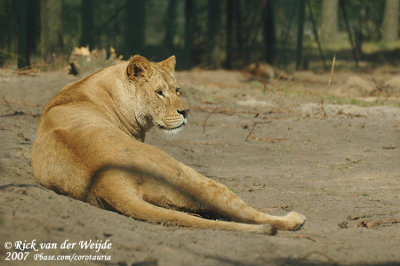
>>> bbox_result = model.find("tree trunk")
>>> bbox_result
[306,0,327,69]
[81,0,94,49]
[339,0,359,68]
[17,0,29,68]
[125,0,145,56]
[40,0,63,63]
[184,0,194,69]
[382,0,399,41]
[296,0,305,70]
[165,0,177,53]
[27,0,40,56]
[233,0,245,63]
[226,0,233,69]
[207,0,221,68]
[263,0,276,65]
[320,0,338,43]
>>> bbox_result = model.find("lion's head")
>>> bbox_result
[125,55,189,136]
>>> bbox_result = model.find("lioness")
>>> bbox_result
[32,55,305,234]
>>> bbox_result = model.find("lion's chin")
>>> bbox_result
[157,119,186,136]
[160,125,185,136]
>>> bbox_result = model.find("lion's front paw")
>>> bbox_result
[284,211,306,231]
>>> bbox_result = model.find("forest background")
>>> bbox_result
[2,0,400,72]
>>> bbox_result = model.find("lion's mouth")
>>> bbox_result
[157,119,187,131]
[157,123,184,130]
[156,119,187,136]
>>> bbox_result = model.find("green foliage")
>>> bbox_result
[339,0,385,41]
[349,98,378,107]
[1,0,400,70]
[0,0,17,64]
[249,80,263,89]
[63,0,81,52]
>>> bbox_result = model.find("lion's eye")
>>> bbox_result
[176,88,181,95]
[156,90,164,97]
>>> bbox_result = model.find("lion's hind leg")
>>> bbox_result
[93,173,276,235]
[176,163,306,231]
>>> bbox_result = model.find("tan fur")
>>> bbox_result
[32,55,305,234]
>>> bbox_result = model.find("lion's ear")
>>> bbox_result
[127,55,152,80]
[159,55,176,73]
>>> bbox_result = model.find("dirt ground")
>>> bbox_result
[0,65,399,266]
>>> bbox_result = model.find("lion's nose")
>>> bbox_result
[177,109,189,118]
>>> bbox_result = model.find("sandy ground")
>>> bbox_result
[0,66,399,266]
